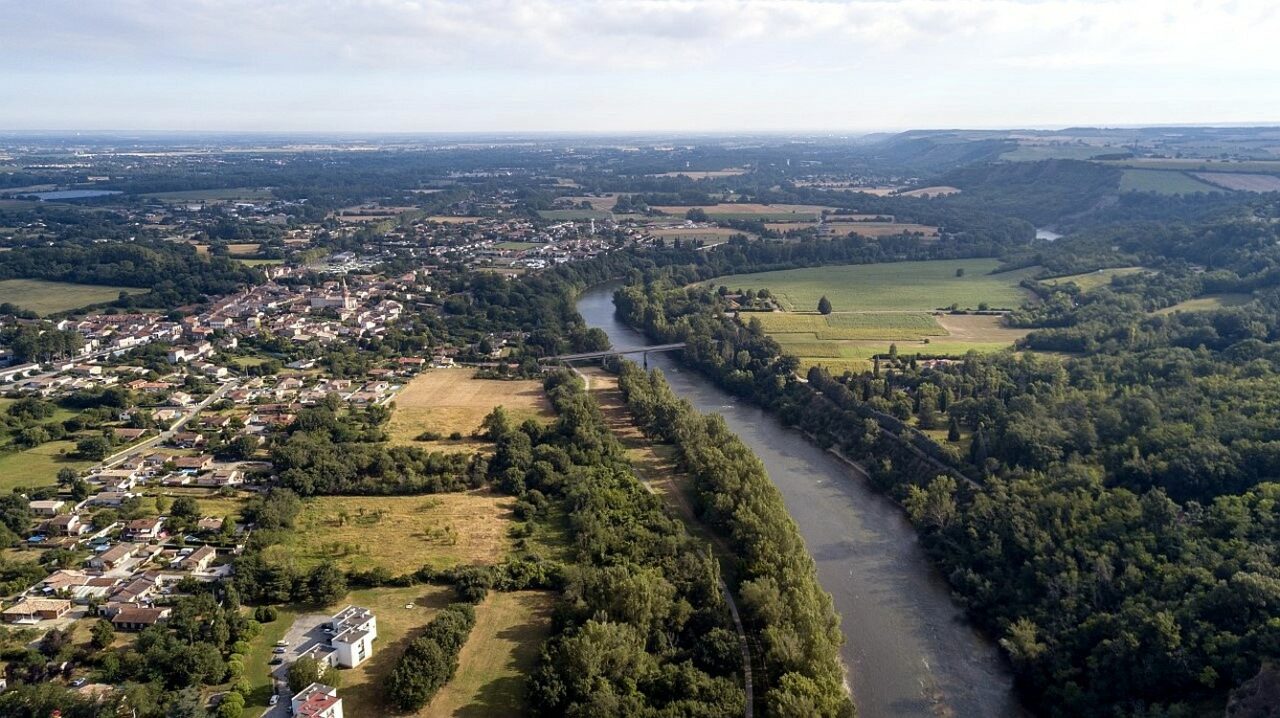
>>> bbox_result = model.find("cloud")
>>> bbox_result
[0,0,1277,131]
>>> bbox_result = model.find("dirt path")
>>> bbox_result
[580,366,755,718]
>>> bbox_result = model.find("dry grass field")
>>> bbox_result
[1193,172,1280,192]
[649,226,746,245]
[558,194,620,211]
[425,591,555,717]
[427,216,484,224]
[276,492,515,575]
[651,169,748,179]
[653,203,835,221]
[899,186,961,197]
[226,242,261,255]
[387,369,552,452]
[825,221,940,238]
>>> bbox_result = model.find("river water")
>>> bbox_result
[576,283,1026,718]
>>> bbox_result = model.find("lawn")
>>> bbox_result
[494,241,542,250]
[0,440,94,491]
[424,591,554,717]
[274,493,517,575]
[706,258,1035,312]
[1044,267,1151,292]
[1156,293,1254,314]
[241,605,299,713]
[326,586,455,716]
[386,369,552,453]
[235,258,284,266]
[0,279,146,316]
[1119,169,1223,195]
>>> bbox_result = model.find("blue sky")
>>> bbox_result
[2,0,1277,132]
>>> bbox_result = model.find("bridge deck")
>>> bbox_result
[542,342,686,362]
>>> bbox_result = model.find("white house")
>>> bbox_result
[328,605,377,668]
[291,683,344,718]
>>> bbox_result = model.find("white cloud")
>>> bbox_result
[0,0,1277,130]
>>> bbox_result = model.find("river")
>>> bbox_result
[576,283,1026,718]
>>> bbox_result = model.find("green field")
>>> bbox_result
[142,187,273,202]
[1044,267,1150,292]
[0,279,147,315]
[538,209,611,220]
[1156,293,1253,314]
[708,259,1035,312]
[1119,169,1223,195]
[0,440,94,491]
[750,311,947,340]
[1000,144,1115,161]
[495,241,542,250]
[234,257,284,266]
[1101,158,1280,173]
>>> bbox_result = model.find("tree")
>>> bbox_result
[305,562,347,605]
[955,267,965,277]
[76,435,110,460]
[287,656,326,693]
[817,295,833,315]
[90,619,115,649]
[171,496,201,519]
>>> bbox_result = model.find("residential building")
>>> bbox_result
[291,683,344,718]
[2,598,71,623]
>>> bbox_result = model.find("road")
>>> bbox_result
[95,378,239,470]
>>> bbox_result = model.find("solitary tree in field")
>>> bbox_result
[817,296,833,315]
[955,268,965,277]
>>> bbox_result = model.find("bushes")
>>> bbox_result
[387,603,476,711]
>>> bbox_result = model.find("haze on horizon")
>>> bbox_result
[3,0,1279,134]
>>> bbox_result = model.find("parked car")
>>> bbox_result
[272,647,286,654]
[269,657,283,665]
[269,695,280,706]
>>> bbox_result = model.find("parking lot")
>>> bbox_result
[261,612,332,717]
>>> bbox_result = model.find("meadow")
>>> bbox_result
[1043,266,1150,291]
[494,241,542,250]
[749,311,947,340]
[0,278,146,315]
[1192,172,1280,192]
[1155,293,1253,314]
[274,492,516,575]
[1119,169,1223,195]
[537,208,611,221]
[386,369,552,453]
[0,440,95,491]
[708,258,1035,312]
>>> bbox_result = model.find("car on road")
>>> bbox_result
[269,695,280,706]
[269,657,283,665]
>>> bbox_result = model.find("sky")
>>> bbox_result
[2,0,1278,133]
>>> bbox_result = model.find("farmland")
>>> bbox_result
[1193,172,1280,192]
[141,187,273,202]
[1119,169,1223,195]
[707,258,1035,312]
[1044,266,1150,291]
[710,259,1035,371]
[0,278,146,315]
[649,226,745,245]
[537,208,611,220]
[1155,293,1253,314]
[651,169,747,178]
[277,492,516,575]
[494,241,542,250]
[1100,158,1280,173]
[386,369,553,452]
[653,203,835,222]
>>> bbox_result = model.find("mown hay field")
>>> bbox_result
[749,311,947,340]
[1043,266,1150,292]
[387,369,552,453]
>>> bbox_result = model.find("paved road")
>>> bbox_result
[96,379,239,470]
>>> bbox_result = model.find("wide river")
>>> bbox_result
[577,283,1027,718]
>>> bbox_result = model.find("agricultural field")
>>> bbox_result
[426,216,484,224]
[824,221,940,239]
[557,194,619,211]
[649,226,746,245]
[653,203,834,222]
[276,493,516,575]
[897,185,961,197]
[749,311,946,340]
[141,187,272,202]
[0,440,94,491]
[226,242,261,255]
[537,208,611,220]
[235,258,284,266]
[1193,172,1280,192]
[1155,293,1254,314]
[1000,143,1115,161]
[1119,169,1223,195]
[651,169,747,179]
[1101,158,1280,173]
[0,278,146,315]
[1043,267,1151,291]
[386,369,552,452]
[708,258,1035,312]
[425,591,555,717]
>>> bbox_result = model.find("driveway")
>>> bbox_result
[260,612,329,717]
